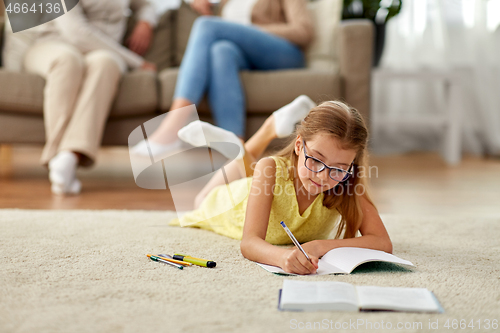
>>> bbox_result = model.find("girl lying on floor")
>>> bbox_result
[169,96,392,275]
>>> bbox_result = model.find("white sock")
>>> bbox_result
[130,139,182,160]
[273,95,316,138]
[177,120,244,160]
[51,179,81,195]
[48,151,79,194]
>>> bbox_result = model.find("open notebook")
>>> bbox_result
[279,280,444,313]
[257,247,414,275]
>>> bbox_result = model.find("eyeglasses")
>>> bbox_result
[302,139,353,182]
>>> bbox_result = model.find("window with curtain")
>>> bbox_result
[373,0,500,157]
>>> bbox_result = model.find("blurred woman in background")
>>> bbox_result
[132,0,314,157]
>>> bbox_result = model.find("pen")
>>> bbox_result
[147,254,183,269]
[279,221,312,263]
[147,254,190,266]
[154,254,192,266]
[173,253,216,268]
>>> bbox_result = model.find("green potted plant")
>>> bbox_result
[342,0,403,66]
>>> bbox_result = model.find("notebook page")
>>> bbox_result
[256,259,345,275]
[321,247,414,273]
[356,286,440,312]
[281,280,358,310]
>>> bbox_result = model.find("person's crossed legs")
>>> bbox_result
[132,16,305,157]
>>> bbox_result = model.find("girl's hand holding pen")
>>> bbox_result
[280,248,319,275]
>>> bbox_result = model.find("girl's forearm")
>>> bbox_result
[240,236,289,267]
[319,235,393,255]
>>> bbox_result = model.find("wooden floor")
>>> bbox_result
[1,145,500,216]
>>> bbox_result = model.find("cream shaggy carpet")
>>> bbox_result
[0,209,499,333]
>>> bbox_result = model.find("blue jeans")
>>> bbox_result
[174,16,305,137]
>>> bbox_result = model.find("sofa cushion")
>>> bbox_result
[110,70,158,117]
[0,69,157,117]
[101,114,159,145]
[0,111,160,145]
[0,112,46,144]
[125,9,175,71]
[240,69,341,112]
[0,69,44,114]
[157,67,177,111]
[173,1,199,66]
[158,67,341,114]
[305,0,343,72]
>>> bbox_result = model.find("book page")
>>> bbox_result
[281,280,359,311]
[356,286,440,313]
[321,247,414,274]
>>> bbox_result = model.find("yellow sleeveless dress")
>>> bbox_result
[168,156,341,245]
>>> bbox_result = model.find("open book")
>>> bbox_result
[257,247,414,275]
[279,280,444,313]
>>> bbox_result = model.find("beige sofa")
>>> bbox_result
[0,3,373,146]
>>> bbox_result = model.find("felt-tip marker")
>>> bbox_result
[173,253,216,268]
